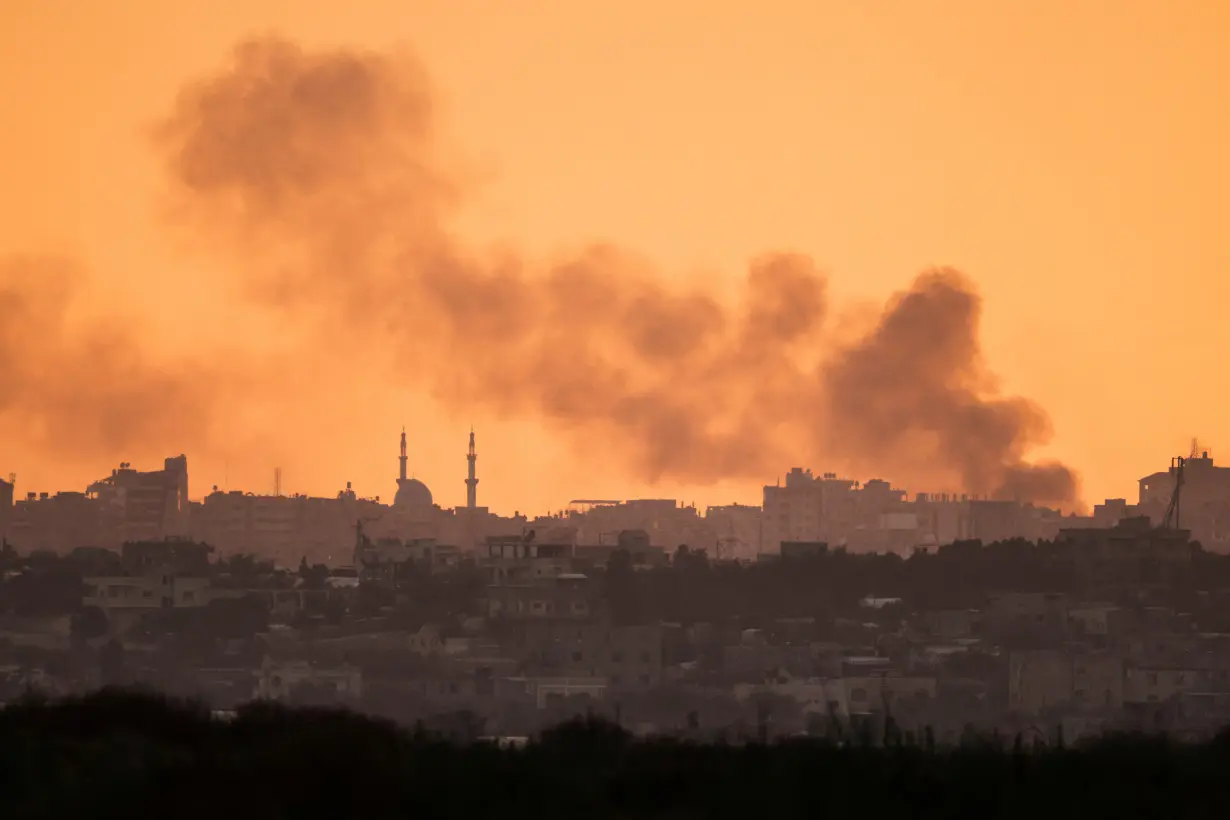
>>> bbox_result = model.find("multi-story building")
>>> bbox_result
[704,504,762,560]
[7,457,189,552]
[190,485,387,566]
[8,490,105,552]
[89,456,191,542]
[761,468,828,552]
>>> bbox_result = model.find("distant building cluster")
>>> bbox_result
[0,436,1222,565]
[2,437,1229,745]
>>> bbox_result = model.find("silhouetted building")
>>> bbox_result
[9,490,104,552]
[762,468,828,551]
[191,487,386,566]
[1139,452,1230,550]
[705,503,762,559]
[0,476,12,545]
[88,456,191,542]
[122,537,213,576]
[1057,515,1192,585]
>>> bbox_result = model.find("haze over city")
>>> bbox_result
[2,1,1228,514]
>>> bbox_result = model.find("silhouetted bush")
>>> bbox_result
[2,689,1230,818]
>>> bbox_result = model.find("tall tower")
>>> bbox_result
[465,427,479,509]
[399,427,408,485]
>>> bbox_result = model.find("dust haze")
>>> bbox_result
[8,34,1080,508]
[0,254,226,462]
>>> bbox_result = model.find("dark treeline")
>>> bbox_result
[1,689,1229,818]
[605,539,1230,628]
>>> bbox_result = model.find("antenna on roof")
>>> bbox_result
[1190,437,1211,460]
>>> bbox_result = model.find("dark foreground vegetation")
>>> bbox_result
[2,690,1230,818]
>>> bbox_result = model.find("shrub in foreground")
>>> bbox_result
[1,689,1229,818]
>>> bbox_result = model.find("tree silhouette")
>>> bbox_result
[70,605,110,643]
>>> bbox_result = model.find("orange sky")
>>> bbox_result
[1,0,1228,514]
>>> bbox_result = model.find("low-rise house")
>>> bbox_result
[83,574,211,611]
[0,615,72,649]
[1124,659,1204,704]
[984,592,1071,642]
[1161,691,1230,741]
[501,675,608,709]
[921,609,981,639]
[605,624,664,690]
[408,624,446,656]
[255,656,362,702]
[1008,649,1124,715]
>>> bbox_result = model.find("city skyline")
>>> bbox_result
[1,428,1198,519]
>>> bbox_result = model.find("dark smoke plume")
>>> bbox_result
[821,269,1078,505]
[153,35,1080,507]
[0,255,229,462]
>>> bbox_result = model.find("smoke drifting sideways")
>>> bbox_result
[0,255,230,464]
[152,35,1081,508]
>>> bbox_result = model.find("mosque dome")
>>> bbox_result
[394,477,433,508]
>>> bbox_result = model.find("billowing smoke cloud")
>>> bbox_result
[152,35,1080,507]
[0,254,227,462]
[822,269,1078,505]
